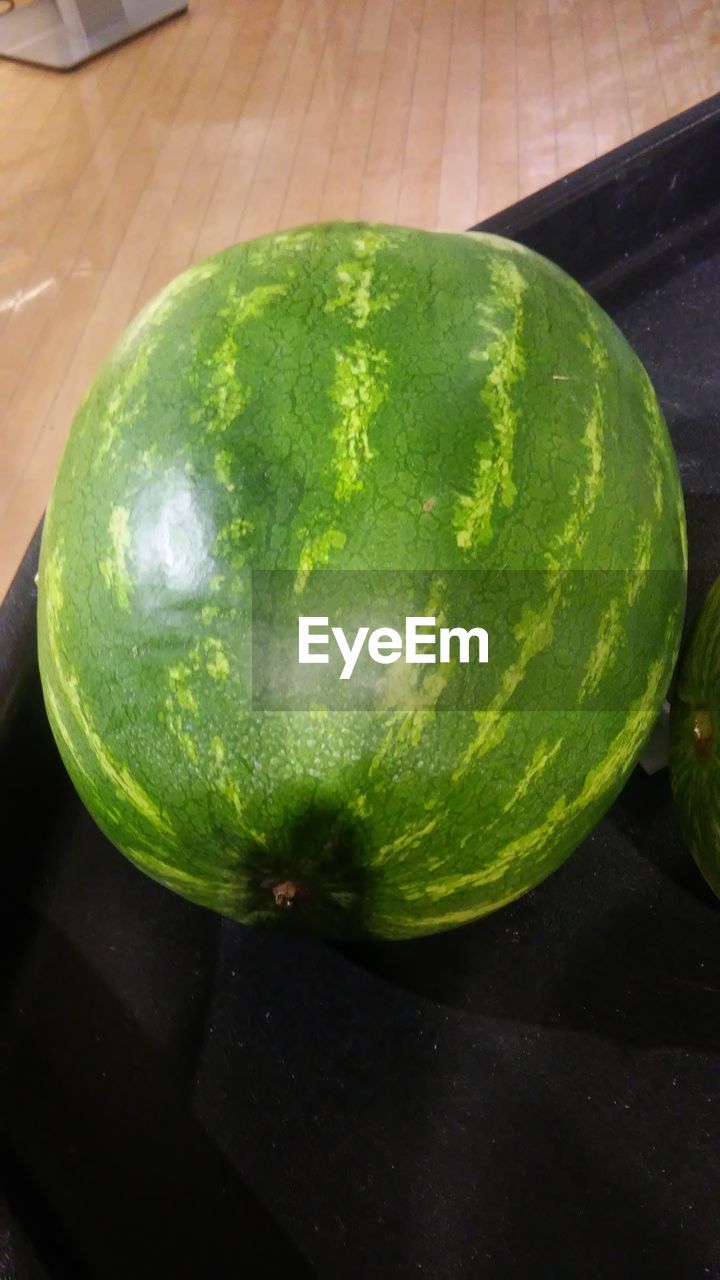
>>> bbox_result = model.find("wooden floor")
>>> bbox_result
[0,0,718,600]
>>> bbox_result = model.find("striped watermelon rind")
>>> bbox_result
[670,577,720,899]
[37,222,686,938]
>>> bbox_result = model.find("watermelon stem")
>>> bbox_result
[268,880,307,909]
[691,707,714,758]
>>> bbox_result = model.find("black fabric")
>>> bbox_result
[2,95,720,1278]
[1,772,717,1278]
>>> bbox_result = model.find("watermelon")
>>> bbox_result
[37,222,686,939]
[670,577,720,899]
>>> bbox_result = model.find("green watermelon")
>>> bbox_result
[37,222,686,939]
[671,577,720,898]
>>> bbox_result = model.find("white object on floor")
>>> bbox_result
[639,699,672,775]
[0,0,187,70]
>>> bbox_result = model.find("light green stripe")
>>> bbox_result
[295,243,392,589]
[453,572,563,780]
[66,670,176,837]
[369,578,453,780]
[195,333,252,437]
[99,505,132,610]
[639,367,668,517]
[43,543,175,839]
[546,325,606,570]
[579,521,655,702]
[125,847,224,893]
[113,259,222,367]
[375,885,525,931]
[453,258,528,551]
[429,610,677,904]
[195,284,287,439]
[324,228,397,329]
[375,818,439,865]
[230,282,288,325]
[502,737,563,811]
[330,341,388,501]
[294,527,346,594]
